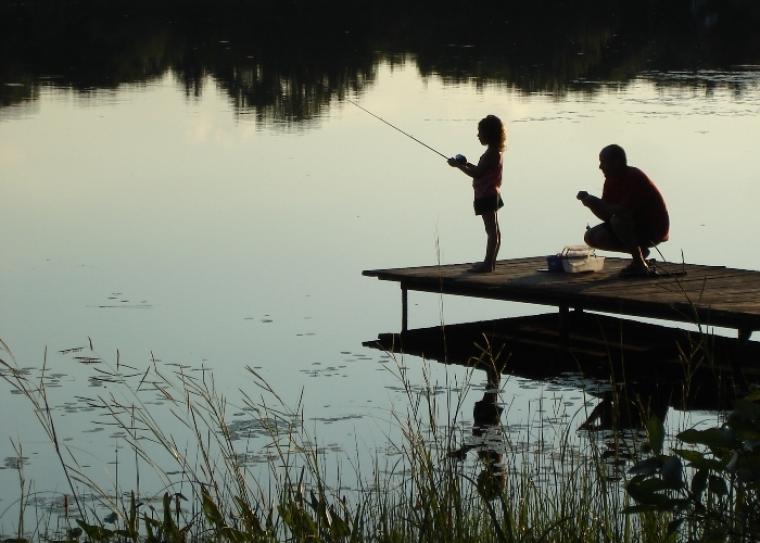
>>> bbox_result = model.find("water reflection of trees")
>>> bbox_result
[1,0,759,125]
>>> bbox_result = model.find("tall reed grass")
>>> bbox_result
[0,334,756,542]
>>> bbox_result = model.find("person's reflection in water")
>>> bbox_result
[449,364,506,500]
[579,383,671,466]
[579,383,670,433]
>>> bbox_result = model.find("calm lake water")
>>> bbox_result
[1,2,760,533]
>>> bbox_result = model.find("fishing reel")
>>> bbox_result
[453,154,467,165]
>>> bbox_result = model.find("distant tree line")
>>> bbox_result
[1,0,759,123]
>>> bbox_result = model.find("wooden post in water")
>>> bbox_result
[401,284,408,333]
[559,303,569,350]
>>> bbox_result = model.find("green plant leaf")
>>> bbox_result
[626,477,672,507]
[329,504,352,539]
[220,526,247,543]
[162,494,176,539]
[701,527,730,543]
[75,520,114,542]
[691,468,708,500]
[727,418,760,441]
[278,502,317,538]
[202,490,225,528]
[736,451,760,482]
[234,496,263,536]
[677,427,736,450]
[667,517,684,536]
[674,448,725,470]
[731,399,760,421]
[622,504,660,514]
[143,516,159,543]
[126,491,140,542]
[628,456,663,477]
[708,475,728,496]
[662,456,684,489]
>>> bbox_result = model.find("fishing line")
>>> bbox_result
[346,98,449,160]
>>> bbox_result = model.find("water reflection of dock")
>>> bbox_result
[364,314,760,416]
[363,256,760,341]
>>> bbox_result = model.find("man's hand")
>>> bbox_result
[578,192,615,222]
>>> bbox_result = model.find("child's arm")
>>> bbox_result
[449,149,498,178]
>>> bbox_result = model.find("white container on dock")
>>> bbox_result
[547,245,605,273]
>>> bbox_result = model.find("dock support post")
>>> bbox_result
[559,303,569,350]
[401,285,408,333]
[738,328,752,342]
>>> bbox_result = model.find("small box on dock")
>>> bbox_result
[547,245,605,273]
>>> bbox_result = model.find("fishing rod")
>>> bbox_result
[346,98,450,161]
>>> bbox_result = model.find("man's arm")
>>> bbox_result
[577,191,621,222]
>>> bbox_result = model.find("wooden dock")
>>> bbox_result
[363,256,760,340]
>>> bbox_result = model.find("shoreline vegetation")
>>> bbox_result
[2,0,760,125]
[0,334,758,542]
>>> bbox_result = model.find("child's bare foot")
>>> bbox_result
[469,262,495,273]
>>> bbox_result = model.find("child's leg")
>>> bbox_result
[493,212,501,264]
[483,211,500,270]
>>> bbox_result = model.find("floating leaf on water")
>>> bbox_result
[3,456,30,469]
[75,356,102,364]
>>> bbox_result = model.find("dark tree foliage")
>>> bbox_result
[1,0,758,123]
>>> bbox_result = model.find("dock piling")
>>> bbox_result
[559,303,569,350]
[401,285,408,333]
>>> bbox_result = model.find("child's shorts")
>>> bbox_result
[474,194,504,215]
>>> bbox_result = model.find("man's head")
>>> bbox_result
[599,144,627,177]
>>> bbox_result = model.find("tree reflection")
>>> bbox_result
[1,0,759,126]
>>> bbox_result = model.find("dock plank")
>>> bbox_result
[363,256,760,332]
